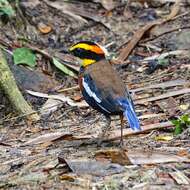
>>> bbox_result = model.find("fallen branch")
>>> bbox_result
[106,121,173,142]
[26,90,88,108]
[21,121,174,146]
[131,79,189,93]
[135,88,190,105]
[115,0,182,63]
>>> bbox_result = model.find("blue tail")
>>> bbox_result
[118,98,141,131]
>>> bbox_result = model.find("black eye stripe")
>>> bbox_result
[74,48,105,61]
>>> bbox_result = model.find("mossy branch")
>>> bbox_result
[0,49,40,122]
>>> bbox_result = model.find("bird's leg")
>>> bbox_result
[97,116,111,145]
[119,114,124,146]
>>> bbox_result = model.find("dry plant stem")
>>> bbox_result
[0,50,39,122]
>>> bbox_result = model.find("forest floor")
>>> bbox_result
[0,0,190,189]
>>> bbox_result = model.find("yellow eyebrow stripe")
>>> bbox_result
[69,43,92,51]
[69,43,104,54]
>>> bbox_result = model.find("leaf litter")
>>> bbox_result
[0,0,190,189]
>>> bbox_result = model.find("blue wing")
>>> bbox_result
[117,98,141,131]
[82,74,122,115]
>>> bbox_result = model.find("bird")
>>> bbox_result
[69,41,141,144]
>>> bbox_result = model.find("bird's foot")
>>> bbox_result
[97,137,103,147]
[119,138,124,148]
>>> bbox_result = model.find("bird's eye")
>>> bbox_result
[77,48,83,53]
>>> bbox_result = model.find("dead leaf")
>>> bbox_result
[22,133,73,146]
[26,90,88,108]
[38,23,52,34]
[72,95,83,102]
[95,149,190,165]
[59,174,76,182]
[156,97,179,116]
[116,20,162,63]
[44,1,88,24]
[116,0,182,63]
[179,104,189,111]
[58,156,126,176]
[95,149,132,165]
[177,150,189,157]
[22,132,90,146]
[154,135,173,141]
[40,99,63,116]
[166,0,181,21]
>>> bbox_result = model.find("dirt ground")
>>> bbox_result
[0,0,190,189]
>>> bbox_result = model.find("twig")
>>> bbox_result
[106,121,173,141]
[26,90,88,108]
[131,79,189,93]
[142,26,190,43]
[135,88,190,105]
[115,0,182,63]
[57,85,79,92]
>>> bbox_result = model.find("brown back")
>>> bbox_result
[84,60,129,98]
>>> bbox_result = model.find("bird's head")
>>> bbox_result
[69,41,109,67]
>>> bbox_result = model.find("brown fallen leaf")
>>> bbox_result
[72,95,83,102]
[115,20,162,63]
[59,174,76,182]
[156,97,179,116]
[38,23,52,34]
[95,149,132,165]
[166,0,182,21]
[95,149,190,165]
[177,149,189,157]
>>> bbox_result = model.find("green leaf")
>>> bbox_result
[171,119,180,127]
[158,57,169,66]
[52,57,76,77]
[0,0,15,17]
[180,114,190,124]
[174,125,183,135]
[13,47,36,67]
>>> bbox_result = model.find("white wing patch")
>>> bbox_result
[82,78,101,103]
[98,104,111,113]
